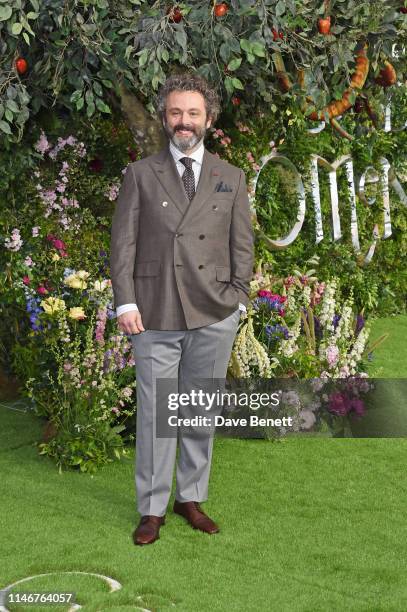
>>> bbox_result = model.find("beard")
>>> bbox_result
[163,119,207,152]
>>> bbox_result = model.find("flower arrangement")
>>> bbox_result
[1,129,138,472]
[229,257,378,380]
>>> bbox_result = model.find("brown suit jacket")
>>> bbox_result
[109,145,254,330]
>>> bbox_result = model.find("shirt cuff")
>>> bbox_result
[116,303,139,317]
[238,302,247,312]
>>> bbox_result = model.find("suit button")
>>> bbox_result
[198,264,204,269]
[199,234,205,240]
[162,201,168,207]
[212,205,218,211]
[175,233,183,238]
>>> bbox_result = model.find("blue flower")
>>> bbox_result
[265,323,289,341]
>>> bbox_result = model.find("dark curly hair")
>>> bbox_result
[155,72,220,126]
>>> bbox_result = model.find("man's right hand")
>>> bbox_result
[117,310,145,335]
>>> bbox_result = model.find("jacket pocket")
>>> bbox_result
[216,266,231,282]
[134,260,161,277]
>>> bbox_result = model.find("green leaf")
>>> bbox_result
[0,120,12,134]
[224,76,235,96]
[247,52,256,64]
[21,17,35,36]
[76,97,84,110]
[251,42,266,57]
[162,48,169,63]
[70,90,82,103]
[5,109,13,122]
[6,99,19,112]
[86,102,95,118]
[26,12,39,20]
[232,77,244,90]
[240,38,252,53]
[93,81,103,97]
[23,32,30,45]
[0,6,12,21]
[95,98,111,113]
[138,48,148,67]
[101,79,113,88]
[175,29,187,48]
[12,22,23,35]
[276,0,286,17]
[227,57,242,71]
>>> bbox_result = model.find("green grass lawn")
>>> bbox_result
[0,315,406,611]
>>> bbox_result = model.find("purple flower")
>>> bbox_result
[265,324,289,341]
[328,392,351,416]
[355,314,365,336]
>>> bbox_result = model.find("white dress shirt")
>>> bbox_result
[116,139,246,318]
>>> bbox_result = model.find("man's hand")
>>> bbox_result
[117,310,145,335]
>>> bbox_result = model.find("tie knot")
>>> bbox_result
[180,157,194,169]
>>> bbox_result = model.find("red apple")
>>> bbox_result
[214,3,228,17]
[318,16,331,35]
[167,6,183,23]
[15,57,28,74]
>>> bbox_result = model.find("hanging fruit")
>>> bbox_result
[375,61,397,88]
[15,57,28,74]
[231,96,241,106]
[167,5,183,23]
[214,3,228,17]
[318,16,331,35]
[272,29,284,41]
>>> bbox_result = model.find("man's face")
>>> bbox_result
[162,90,212,152]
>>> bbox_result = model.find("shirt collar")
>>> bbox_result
[169,138,205,166]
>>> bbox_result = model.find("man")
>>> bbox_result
[110,72,254,545]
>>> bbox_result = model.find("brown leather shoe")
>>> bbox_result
[173,500,219,534]
[132,515,165,545]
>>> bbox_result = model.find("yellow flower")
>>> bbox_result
[41,297,66,314]
[93,279,109,291]
[76,270,90,280]
[65,274,87,289]
[68,307,87,320]
[51,252,60,262]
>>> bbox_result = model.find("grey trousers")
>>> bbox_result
[130,307,241,517]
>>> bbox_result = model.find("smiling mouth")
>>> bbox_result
[177,129,193,135]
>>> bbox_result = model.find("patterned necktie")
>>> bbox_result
[179,157,195,201]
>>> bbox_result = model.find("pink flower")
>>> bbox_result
[37,286,48,295]
[328,392,351,416]
[23,275,30,285]
[326,345,339,366]
[350,398,365,417]
[53,239,66,250]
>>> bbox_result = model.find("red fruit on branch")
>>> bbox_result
[214,3,228,17]
[15,57,28,74]
[167,6,183,23]
[231,96,241,106]
[399,7,407,13]
[318,16,331,35]
[272,29,284,41]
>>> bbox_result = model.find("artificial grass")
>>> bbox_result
[0,315,406,611]
[366,314,407,378]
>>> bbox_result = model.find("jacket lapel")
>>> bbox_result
[151,146,221,222]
